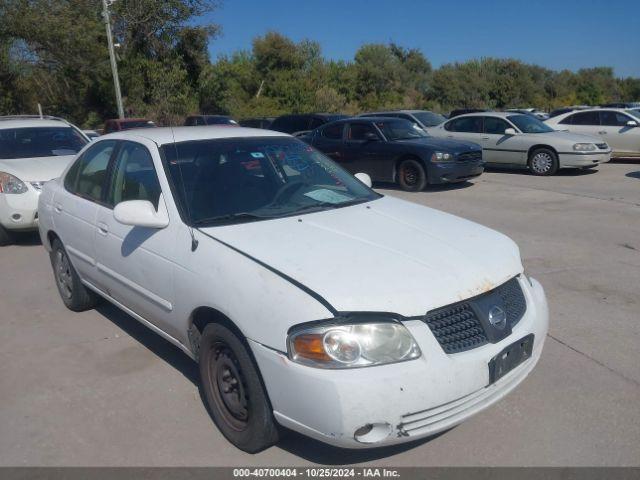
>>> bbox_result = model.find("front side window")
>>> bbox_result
[483,117,510,135]
[67,140,116,202]
[507,114,554,133]
[321,123,344,140]
[0,127,87,159]
[347,123,379,141]
[161,137,379,226]
[108,142,161,209]
[375,119,427,140]
[445,117,483,133]
[600,111,631,126]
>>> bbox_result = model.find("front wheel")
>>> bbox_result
[0,225,14,246]
[50,239,99,311]
[528,148,558,176]
[199,323,279,453]
[397,158,427,191]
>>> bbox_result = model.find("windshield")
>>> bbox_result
[507,114,554,133]
[413,111,446,127]
[375,119,428,140]
[627,109,640,120]
[161,137,380,226]
[0,127,88,159]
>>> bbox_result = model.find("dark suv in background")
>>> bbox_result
[270,113,349,137]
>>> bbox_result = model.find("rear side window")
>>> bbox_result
[600,111,631,126]
[321,123,344,139]
[563,111,599,125]
[445,117,483,133]
[483,117,510,135]
[66,140,116,202]
[347,123,379,141]
[108,142,161,209]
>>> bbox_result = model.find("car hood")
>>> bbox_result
[0,155,76,182]
[201,196,523,317]
[393,137,482,152]
[528,130,606,144]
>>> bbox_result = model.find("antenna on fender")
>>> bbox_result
[169,125,198,251]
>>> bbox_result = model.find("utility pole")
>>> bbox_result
[102,0,124,119]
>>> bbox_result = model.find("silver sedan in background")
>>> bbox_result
[427,112,611,175]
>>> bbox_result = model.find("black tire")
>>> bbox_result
[50,238,99,311]
[0,225,14,246]
[528,148,558,176]
[397,158,428,191]
[199,323,279,453]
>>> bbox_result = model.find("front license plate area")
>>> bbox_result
[488,334,534,384]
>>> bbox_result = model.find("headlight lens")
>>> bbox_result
[0,172,28,194]
[431,151,453,162]
[288,321,421,368]
[573,143,596,151]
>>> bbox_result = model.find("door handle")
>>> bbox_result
[97,222,109,235]
[446,135,454,138]
[598,131,607,134]
[53,203,63,213]
[482,136,490,140]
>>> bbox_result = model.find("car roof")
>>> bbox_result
[97,126,291,145]
[450,111,515,119]
[0,117,73,130]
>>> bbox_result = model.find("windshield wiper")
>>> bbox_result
[192,212,272,226]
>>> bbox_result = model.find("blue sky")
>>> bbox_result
[204,0,640,77]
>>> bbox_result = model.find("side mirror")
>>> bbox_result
[354,172,372,188]
[114,200,169,229]
[504,128,517,135]
[364,132,380,142]
[626,120,638,128]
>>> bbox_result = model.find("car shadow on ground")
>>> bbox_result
[10,231,42,246]
[610,157,640,164]
[374,180,475,193]
[625,171,640,179]
[276,427,451,464]
[483,166,599,177]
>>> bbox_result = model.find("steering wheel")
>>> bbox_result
[269,181,305,206]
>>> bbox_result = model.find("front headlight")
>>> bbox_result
[573,143,596,152]
[431,151,453,162]
[0,172,28,194]
[288,319,421,369]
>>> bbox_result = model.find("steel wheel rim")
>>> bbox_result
[209,343,249,431]
[401,163,419,186]
[532,152,553,173]
[55,250,73,299]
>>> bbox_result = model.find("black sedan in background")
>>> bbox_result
[305,118,484,191]
[270,113,349,137]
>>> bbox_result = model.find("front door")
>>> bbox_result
[599,110,639,154]
[93,140,178,337]
[341,122,385,179]
[481,116,526,165]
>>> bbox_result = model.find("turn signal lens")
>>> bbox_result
[0,172,28,194]
[292,333,331,362]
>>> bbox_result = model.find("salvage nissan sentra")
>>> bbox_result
[38,126,548,452]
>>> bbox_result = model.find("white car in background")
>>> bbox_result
[0,116,89,245]
[38,126,548,452]
[545,108,640,157]
[427,112,611,175]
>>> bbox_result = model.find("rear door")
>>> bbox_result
[599,110,639,154]
[52,140,117,284]
[93,140,178,336]
[443,116,484,144]
[481,116,526,164]
[311,122,346,161]
[559,111,601,139]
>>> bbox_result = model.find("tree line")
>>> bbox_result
[1,0,639,128]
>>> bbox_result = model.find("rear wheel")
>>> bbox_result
[199,323,279,453]
[50,238,99,311]
[528,148,558,176]
[397,158,427,191]
[0,225,14,246]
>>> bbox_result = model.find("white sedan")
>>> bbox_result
[545,108,640,157]
[428,112,611,175]
[0,116,89,245]
[38,126,548,451]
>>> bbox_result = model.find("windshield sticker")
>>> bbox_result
[304,189,353,204]
[250,152,265,158]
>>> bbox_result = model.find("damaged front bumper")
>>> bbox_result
[249,276,548,449]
